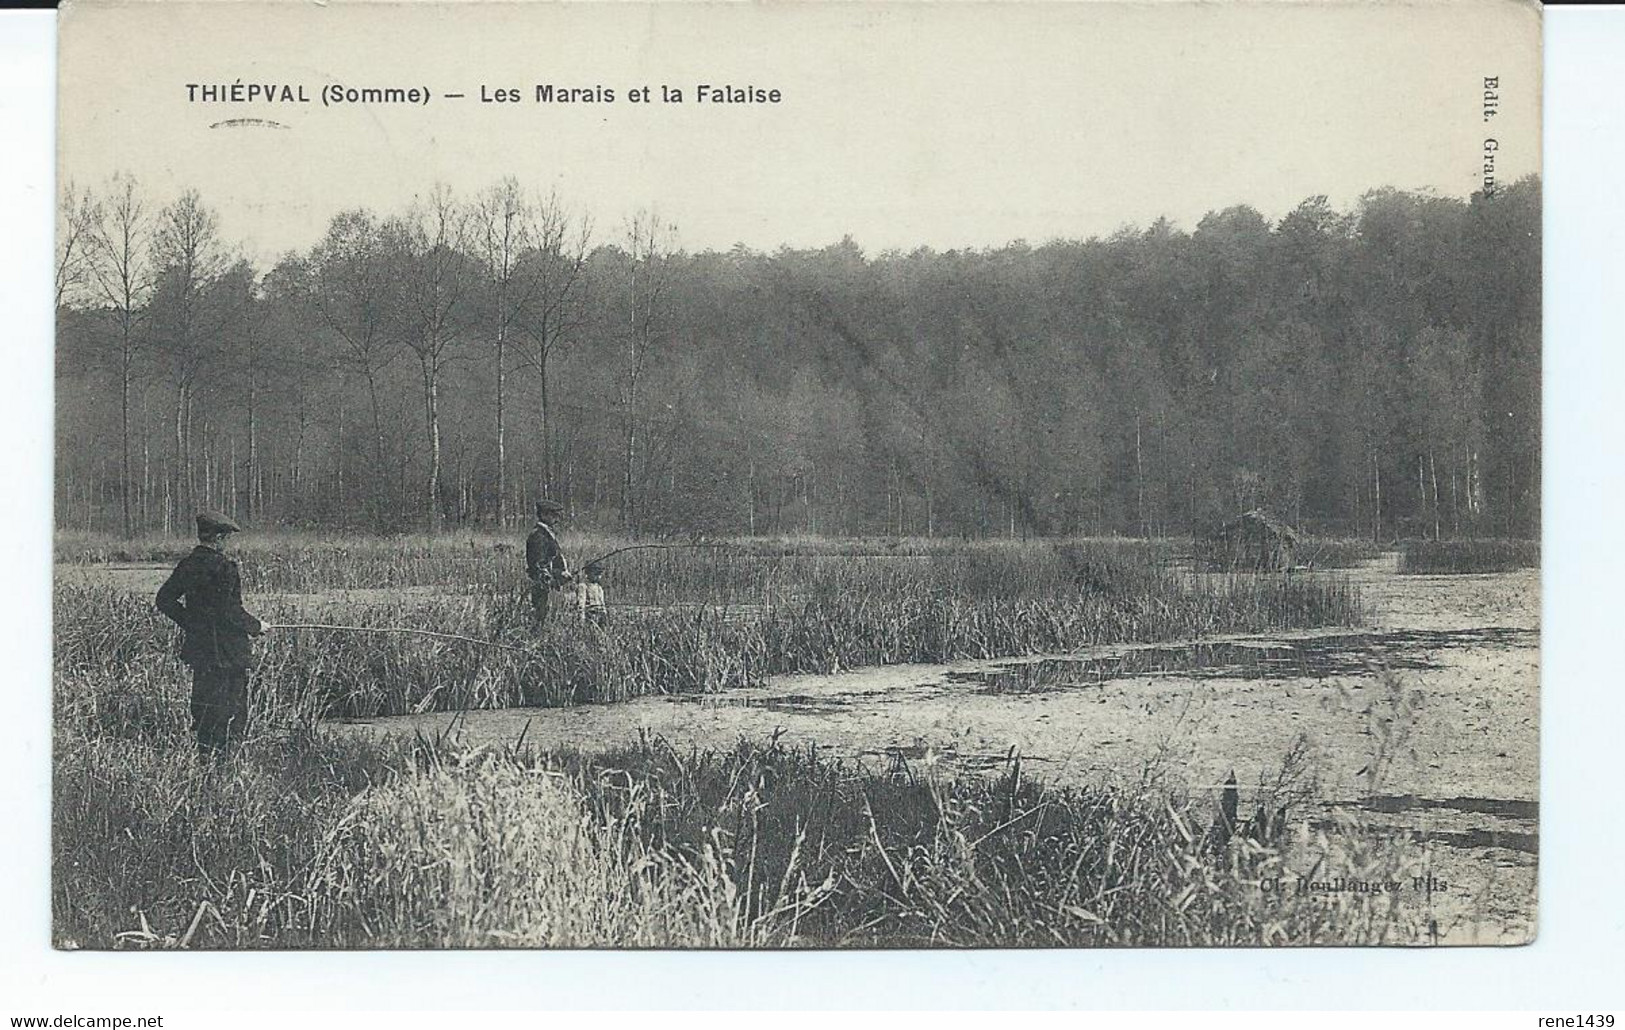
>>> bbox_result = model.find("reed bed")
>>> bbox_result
[53,532,1419,949]
[55,536,1363,717]
[1397,538,1539,575]
[56,530,1184,602]
[53,709,1427,949]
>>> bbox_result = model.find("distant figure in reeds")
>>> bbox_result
[525,500,571,627]
[154,510,265,759]
[576,562,608,628]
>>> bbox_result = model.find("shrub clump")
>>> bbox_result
[1397,538,1538,575]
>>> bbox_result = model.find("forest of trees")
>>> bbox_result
[53,174,1540,541]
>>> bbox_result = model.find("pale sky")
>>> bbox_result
[59,0,1541,263]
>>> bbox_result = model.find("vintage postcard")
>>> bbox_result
[53,0,1541,949]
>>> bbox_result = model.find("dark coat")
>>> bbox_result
[525,521,568,584]
[155,544,263,669]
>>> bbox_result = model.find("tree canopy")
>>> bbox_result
[55,177,1541,540]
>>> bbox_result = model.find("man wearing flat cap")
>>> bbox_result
[525,500,571,626]
[155,511,265,757]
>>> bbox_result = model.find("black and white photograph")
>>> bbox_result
[50,0,1542,951]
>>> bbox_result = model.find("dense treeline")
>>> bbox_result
[54,175,1540,539]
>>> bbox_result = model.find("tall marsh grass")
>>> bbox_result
[53,532,1418,949]
[56,535,1363,717]
[1398,538,1539,575]
[54,706,1428,948]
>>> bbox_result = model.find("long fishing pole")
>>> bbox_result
[577,541,737,569]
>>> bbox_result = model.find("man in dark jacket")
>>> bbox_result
[155,511,264,757]
[525,500,570,626]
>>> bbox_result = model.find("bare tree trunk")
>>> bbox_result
[1467,446,1482,519]
[1372,451,1382,543]
[118,331,133,538]
[620,291,641,533]
[292,395,310,514]
[1428,450,1441,540]
[1450,466,1459,534]
[540,361,552,494]
[336,401,347,518]
[1353,475,1361,543]
[622,407,639,533]
[559,429,575,510]
[1506,458,1518,537]
[141,430,150,531]
[364,371,386,525]
[173,386,185,526]
[423,356,443,532]
[1135,412,1146,539]
[619,210,669,536]
[1418,454,1427,540]
[203,426,214,510]
[893,462,903,536]
[747,457,757,535]
[185,388,196,514]
[495,326,506,525]
[245,379,257,521]
[884,468,893,535]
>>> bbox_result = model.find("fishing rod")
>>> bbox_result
[576,541,738,569]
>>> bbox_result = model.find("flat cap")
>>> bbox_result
[534,499,566,519]
[196,510,242,536]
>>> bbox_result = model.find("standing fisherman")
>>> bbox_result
[525,500,571,626]
[155,511,265,758]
